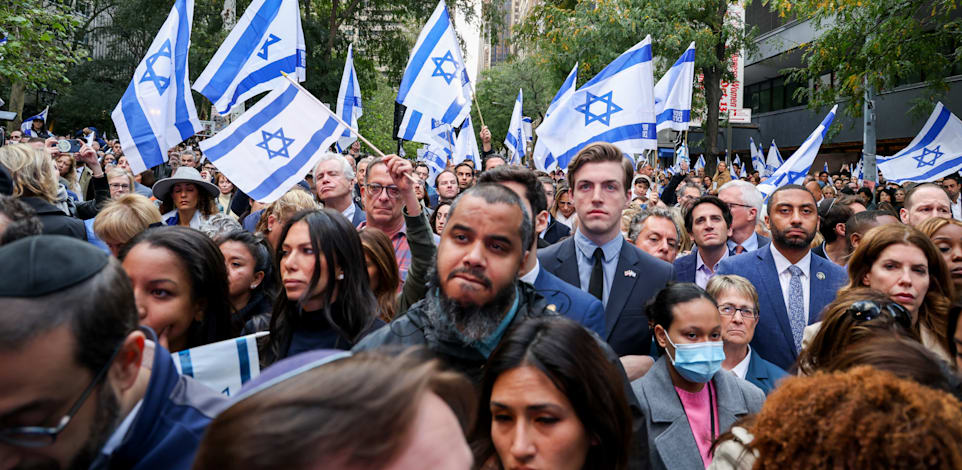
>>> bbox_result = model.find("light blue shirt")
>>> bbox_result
[574,229,622,307]
[727,232,760,254]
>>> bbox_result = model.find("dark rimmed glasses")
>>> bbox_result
[0,343,123,448]
[365,183,401,199]
[846,300,912,331]
[718,304,759,320]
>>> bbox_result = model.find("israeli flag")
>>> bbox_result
[111,0,202,175]
[399,110,448,144]
[749,137,766,176]
[533,63,578,171]
[674,143,690,172]
[853,158,864,182]
[654,42,695,132]
[537,36,657,169]
[20,107,48,136]
[198,81,348,203]
[765,139,783,175]
[877,102,962,183]
[454,115,481,169]
[522,116,533,142]
[396,0,470,127]
[695,154,705,171]
[193,0,305,115]
[419,142,450,185]
[822,161,829,174]
[757,105,837,199]
[505,89,526,164]
[173,332,267,397]
[336,43,363,150]
[739,159,747,178]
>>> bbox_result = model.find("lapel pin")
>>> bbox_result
[624,270,637,278]
[816,272,825,280]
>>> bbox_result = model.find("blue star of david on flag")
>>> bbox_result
[257,34,281,60]
[140,39,172,95]
[430,50,459,85]
[913,146,944,168]
[256,128,295,160]
[575,91,623,127]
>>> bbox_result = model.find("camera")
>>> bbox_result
[57,139,84,154]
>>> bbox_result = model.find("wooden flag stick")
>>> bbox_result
[281,72,418,184]
[472,92,486,129]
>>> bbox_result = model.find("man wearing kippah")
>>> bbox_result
[0,235,226,470]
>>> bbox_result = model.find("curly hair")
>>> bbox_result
[744,366,962,470]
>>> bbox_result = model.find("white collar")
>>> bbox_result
[730,345,752,380]
[520,259,540,285]
[770,243,811,278]
[341,202,356,221]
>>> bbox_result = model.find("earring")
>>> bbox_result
[337,273,344,280]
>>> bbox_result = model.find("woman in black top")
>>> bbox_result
[263,209,380,364]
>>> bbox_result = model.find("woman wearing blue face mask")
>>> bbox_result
[631,282,765,470]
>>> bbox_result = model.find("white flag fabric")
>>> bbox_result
[20,107,48,136]
[674,143,690,172]
[505,89,526,164]
[396,0,470,127]
[877,102,962,183]
[749,137,766,175]
[533,63,578,171]
[522,116,533,142]
[757,105,837,199]
[537,36,657,169]
[765,139,783,175]
[193,0,305,115]
[654,42,695,132]
[419,142,450,186]
[199,81,348,203]
[172,332,267,397]
[111,0,202,174]
[695,154,705,171]
[455,115,481,169]
[739,158,747,178]
[336,43,363,150]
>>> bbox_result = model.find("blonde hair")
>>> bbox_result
[105,167,135,188]
[254,188,320,235]
[0,143,59,203]
[56,154,80,194]
[94,194,163,244]
[705,274,759,313]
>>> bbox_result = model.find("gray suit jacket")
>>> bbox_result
[632,357,765,470]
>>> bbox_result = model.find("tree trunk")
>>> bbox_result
[7,82,25,134]
[327,0,339,61]
[703,65,722,175]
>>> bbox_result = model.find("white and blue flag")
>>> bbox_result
[695,154,705,171]
[739,158,747,178]
[198,81,348,203]
[193,0,305,115]
[336,43,362,150]
[396,0,470,129]
[112,0,202,174]
[877,102,962,183]
[654,42,695,132]
[522,116,533,142]
[533,63,578,171]
[172,332,267,397]
[749,137,766,175]
[455,115,481,169]
[853,158,864,182]
[674,143,690,172]
[419,142,450,185]
[765,139,783,175]
[505,89,526,164]
[537,36,657,169]
[20,107,48,136]
[757,105,837,199]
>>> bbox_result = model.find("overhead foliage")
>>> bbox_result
[0,1,87,91]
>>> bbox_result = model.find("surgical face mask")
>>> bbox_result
[665,334,725,384]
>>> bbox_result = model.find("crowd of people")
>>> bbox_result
[1,118,961,470]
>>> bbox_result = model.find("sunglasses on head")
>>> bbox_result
[846,300,913,331]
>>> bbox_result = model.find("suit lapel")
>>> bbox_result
[645,361,709,470]
[553,238,581,287]
[808,256,832,324]
[758,249,798,354]
[605,241,637,337]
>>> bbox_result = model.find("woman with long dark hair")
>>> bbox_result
[120,226,234,351]
[473,317,633,470]
[264,209,379,364]
[215,229,279,334]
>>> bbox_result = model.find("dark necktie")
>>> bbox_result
[589,247,605,301]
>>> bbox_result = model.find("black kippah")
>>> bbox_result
[0,235,110,297]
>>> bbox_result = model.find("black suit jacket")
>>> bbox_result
[539,236,675,356]
[541,217,570,245]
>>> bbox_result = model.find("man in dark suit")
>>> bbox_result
[539,143,675,366]
[314,153,366,227]
[718,180,769,255]
[673,196,733,287]
[478,166,605,336]
[716,184,847,370]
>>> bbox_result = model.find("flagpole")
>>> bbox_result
[472,92,486,129]
[281,72,418,184]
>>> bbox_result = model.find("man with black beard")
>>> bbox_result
[0,235,226,470]
[354,184,652,469]
[716,185,847,370]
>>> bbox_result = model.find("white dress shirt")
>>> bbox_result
[520,259,541,285]
[951,196,962,220]
[770,243,812,324]
[341,202,356,223]
[730,346,753,380]
[694,247,729,289]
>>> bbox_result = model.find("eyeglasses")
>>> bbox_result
[109,183,131,190]
[725,202,753,210]
[0,343,123,448]
[846,300,912,331]
[718,304,758,320]
[365,183,401,199]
